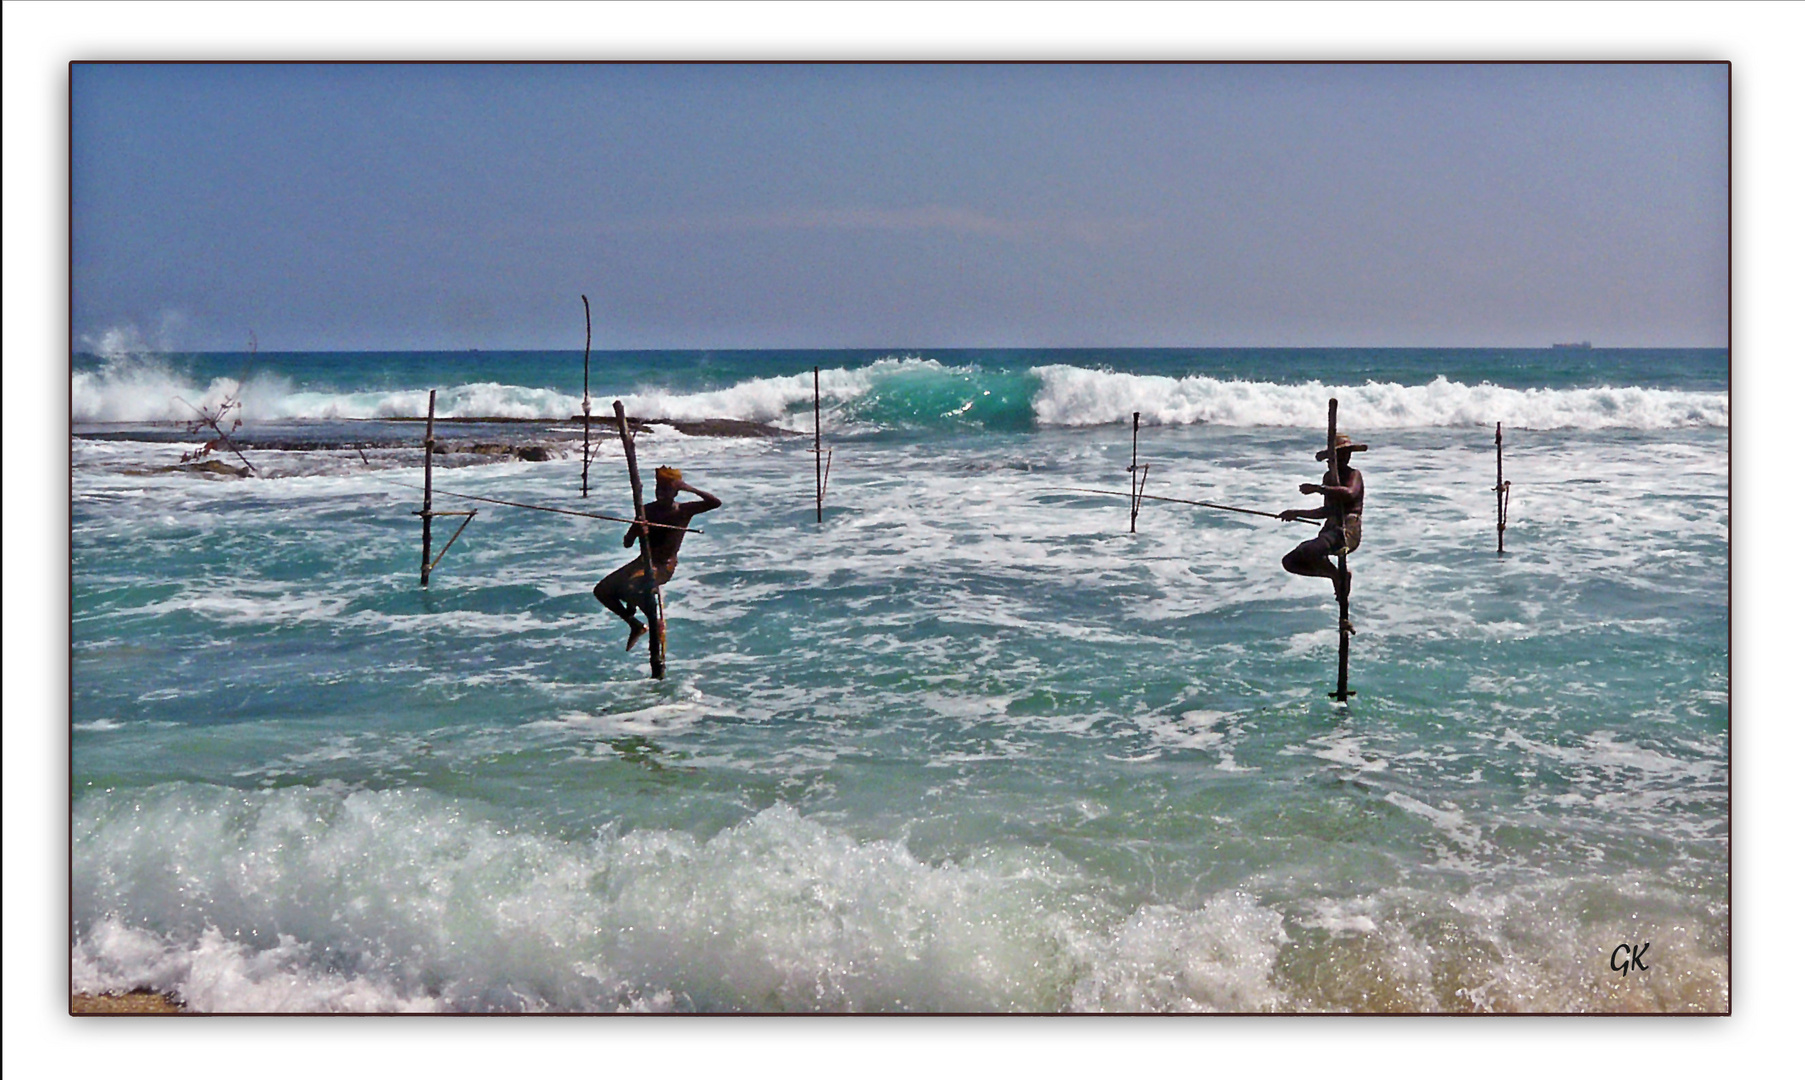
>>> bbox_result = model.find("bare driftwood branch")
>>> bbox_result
[176,333,257,475]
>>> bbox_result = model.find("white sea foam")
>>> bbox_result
[1029,367,1726,430]
[70,368,1727,1015]
[619,363,882,424]
[71,783,1304,1012]
[72,786,1106,1012]
[74,354,1726,430]
[1068,892,1291,1012]
[71,360,288,424]
[71,784,1724,1013]
[69,356,919,425]
[1384,791,1487,854]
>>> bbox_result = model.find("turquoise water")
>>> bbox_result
[71,348,1727,1012]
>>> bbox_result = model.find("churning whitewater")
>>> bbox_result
[71,346,1727,1012]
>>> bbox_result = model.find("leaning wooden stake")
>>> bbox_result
[1494,421,1509,555]
[614,400,666,679]
[420,390,436,586]
[1328,398,1353,702]
[581,296,593,498]
[1129,412,1139,532]
[414,389,480,582]
[1127,411,1151,532]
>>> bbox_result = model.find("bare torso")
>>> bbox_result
[1321,467,1364,526]
[639,499,704,575]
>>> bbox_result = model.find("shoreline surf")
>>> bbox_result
[69,348,1728,1013]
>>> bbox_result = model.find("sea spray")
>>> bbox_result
[74,351,1727,430]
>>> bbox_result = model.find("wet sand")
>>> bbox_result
[72,992,184,1014]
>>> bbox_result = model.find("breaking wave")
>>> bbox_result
[1028,366,1727,430]
[72,354,1726,431]
[73,784,1725,1013]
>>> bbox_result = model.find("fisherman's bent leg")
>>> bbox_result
[594,562,647,627]
[1282,536,1338,580]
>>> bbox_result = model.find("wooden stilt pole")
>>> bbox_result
[614,400,665,679]
[815,366,823,523]
[1495,421,1508,555]
[1327,398,1352,701]
[1129,412,1140,533]
[420,389,436,586]
[581,295,592,499]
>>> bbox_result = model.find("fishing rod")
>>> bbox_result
[1050,486,1305,523]
[380,479,702,533]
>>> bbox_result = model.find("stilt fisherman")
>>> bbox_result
[1280,432,1366,632]
[593,466,721,651]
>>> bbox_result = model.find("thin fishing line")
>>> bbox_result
[370,477,701,533]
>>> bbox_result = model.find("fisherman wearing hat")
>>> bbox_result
[1280,432,1366,625]
[593,466,722,651]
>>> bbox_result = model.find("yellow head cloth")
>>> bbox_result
[654,467,683,485]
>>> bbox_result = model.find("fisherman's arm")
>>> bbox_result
[678,483,722,514]
[1279,506,1329,522]
[1300,477,1362,505]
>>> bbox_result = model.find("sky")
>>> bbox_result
[71,62,1726,352]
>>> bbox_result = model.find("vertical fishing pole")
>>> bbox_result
[581,295,592,498]
[815,366,823,523]
[1495,421,1509,555]
[1129,412,1140,533]
[614,400,665,679]
[1127,411,1151,533]
[420,390,436,586]
[1328,398,1352,702]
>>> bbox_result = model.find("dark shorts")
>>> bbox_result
[597,557,673,609]
[1320,515,1361,555]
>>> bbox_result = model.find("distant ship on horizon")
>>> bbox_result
[1552,340,1593,349]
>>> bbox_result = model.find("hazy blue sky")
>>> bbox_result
[72,63,1727,352]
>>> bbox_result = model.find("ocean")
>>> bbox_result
[69,346,1728,1012]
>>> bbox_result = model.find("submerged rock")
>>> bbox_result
[126,459,253,478]
[446,441,551,461]
[567,415,797,437]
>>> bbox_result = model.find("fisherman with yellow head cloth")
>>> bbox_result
[593,465,722,651]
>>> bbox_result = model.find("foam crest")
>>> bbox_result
[67,785,1316,1013]
[1030,367,1727,430]
[71,781,1726,1012]
[71,785,1101,1011]
[71,357,285,424]
[73,377,578,423]
[69,356,909,425]
[1069,893,1291,1012]
[619,363,882,425]
[75,354,1726,431]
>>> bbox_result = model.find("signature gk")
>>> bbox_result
[1610,943,1650,977]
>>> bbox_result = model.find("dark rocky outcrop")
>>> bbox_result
[583,416,797,438]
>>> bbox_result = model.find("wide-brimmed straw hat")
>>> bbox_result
[1315,433,1369,460]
